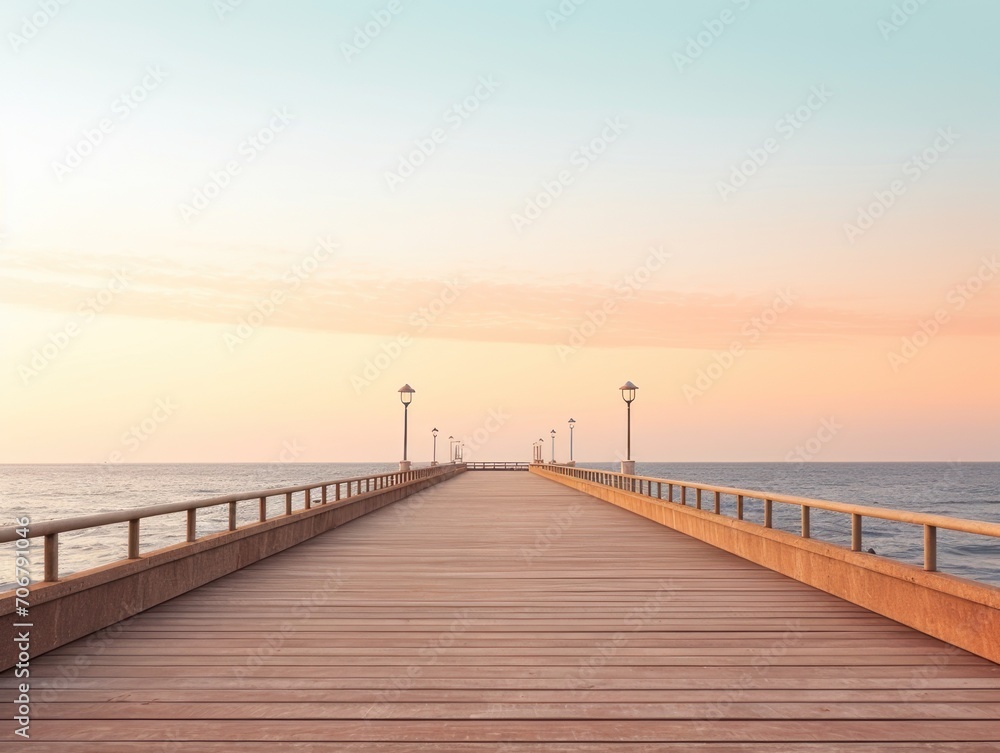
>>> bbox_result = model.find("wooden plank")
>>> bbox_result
[1,744,998,753]
[31,688,1000,703]
[30,700,1000,720]
[6,718,1000,742]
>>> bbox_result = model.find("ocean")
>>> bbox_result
[1,462,998,588]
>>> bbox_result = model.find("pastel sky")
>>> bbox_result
[1,0,998,463]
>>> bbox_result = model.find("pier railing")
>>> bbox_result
[537,464,1000,575]
[466,462,530,471]
[531,463,1000,663]
[0,466,441,584]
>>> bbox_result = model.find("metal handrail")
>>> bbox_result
[535,464,1000,574]
[2,466,445,583]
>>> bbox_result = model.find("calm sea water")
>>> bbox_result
[1,462,998,587]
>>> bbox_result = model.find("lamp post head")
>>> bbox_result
[568,418,576,428]
[432,427,438,437]
[398,384,415,406]
[550,429,556,437]
[619,381,638,404]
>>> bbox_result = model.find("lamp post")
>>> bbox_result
[550,429,556,464]
[448,435,459,463]
[567,418,576,466]
[431,427,439,466]
[398,384,415,471]
[459,443,465,462]
[532,440,539,463]
[619,381,637,475]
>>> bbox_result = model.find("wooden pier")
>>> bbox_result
[2,468,999,749]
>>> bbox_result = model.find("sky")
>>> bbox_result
[1,0,999,463]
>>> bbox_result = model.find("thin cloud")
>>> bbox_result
[2,250,998,348]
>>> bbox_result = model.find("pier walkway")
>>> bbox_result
[3,471,1000,750]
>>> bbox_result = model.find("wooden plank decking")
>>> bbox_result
[3,471,1000,750]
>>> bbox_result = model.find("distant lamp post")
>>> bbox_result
[459,443,465,462]
[567,418,576,466]
[431,427,439,466]
[619,381,638,475]
[550,429,557,464]
[398,384,415,471]
[449,435,459,463]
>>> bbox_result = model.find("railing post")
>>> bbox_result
[347,482,352,498]
[285,492,293,516]
[737,495,744,520]
[322,485,327,505]
[668,484,673,502]
[657,482,662,499]
[259,496,267,522]
[764,499,773,528]
[128,519,140,559]
[336,483,341,501]
[714,491,721,514]
[924,525,937,571]
[681,486,687,506]
[851,514,862,552]
[186,509,197,542]
[304,488,311,510]
[801,506,810,539]
[228,501,237,531]
[696,488,702,510]
[44,533,58,582]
